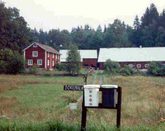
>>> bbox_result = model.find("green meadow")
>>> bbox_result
[0,74,165,130]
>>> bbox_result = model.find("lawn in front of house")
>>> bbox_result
[0,74,165,130]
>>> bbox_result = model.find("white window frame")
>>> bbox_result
[28,59,33,65]
[48,60,50,66]
[137,64,141,68]
[32,51,38,57]
[145,64,149,68]
[128,64,134,68]
[52,54,54,58]
[37,59,42,65]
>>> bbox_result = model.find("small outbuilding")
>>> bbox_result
[98,47,165,70]
[23,42,60,70]
[60,50,98,68]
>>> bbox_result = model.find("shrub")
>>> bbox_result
[148,62,165,76]
[56,63,67,71]
[148,62,161,75]
[27,65,38,74]
[104,59,120,74]
[0,48,24,74]
[120,65,135,76]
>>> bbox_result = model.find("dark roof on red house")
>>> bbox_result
[37,43,60,54]
[23,42,60,54]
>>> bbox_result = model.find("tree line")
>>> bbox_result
[1,3,165,52]
[32,3,165,50]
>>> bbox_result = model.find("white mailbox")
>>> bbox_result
[84,85,100,107]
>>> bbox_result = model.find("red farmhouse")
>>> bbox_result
[23,42,60,70]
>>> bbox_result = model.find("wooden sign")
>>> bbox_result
[64,85,83,91]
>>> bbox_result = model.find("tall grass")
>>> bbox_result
[0,119,164,131]
[0,74,165,130]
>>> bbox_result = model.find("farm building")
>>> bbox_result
[60,50,98,68]
[98,47,165,70]
[23,42,60,70]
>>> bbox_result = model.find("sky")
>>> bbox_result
[3,0,165,31]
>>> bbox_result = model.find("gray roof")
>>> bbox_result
[24,42,60,54]
[60,50,97,62]
[37,43,60,54]
[98,47,165,62]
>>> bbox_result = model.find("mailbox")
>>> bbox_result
[84,85,100,107]
[101,85,118,107]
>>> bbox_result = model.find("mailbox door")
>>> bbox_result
[84,88,99,107]
[102,88,117,107]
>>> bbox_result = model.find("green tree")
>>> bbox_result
[48,29,71,49]
[0,48,24,74]
[89,26,103,49]
[103,19,131,47]
[0,3,31,53]
[132,16,142,46]
[66,44,81,75]
[140,3,159,47]
[159,10,165,28]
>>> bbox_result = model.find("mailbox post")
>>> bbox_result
[81,85,122,131]
[64,82,122,130]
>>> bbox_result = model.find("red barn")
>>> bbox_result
[60,50,98,68]
[23,42,60,70]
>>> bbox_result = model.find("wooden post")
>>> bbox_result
[81,90,87,131]
[83,74,88,85]
[116,87,122,128]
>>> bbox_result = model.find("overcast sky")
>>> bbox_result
[3,0,165,31]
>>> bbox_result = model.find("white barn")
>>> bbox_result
[98,47,165,69]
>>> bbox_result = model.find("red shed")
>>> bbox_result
[60,50,98,68]
[23,42,60,70]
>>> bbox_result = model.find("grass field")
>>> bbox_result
[0,73,165,130]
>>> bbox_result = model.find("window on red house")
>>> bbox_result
[32,51,38,57]
[28,59,33,65]
[37,59,42,65]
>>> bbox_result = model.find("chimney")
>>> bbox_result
[139,45,142,48]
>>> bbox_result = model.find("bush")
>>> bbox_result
[27,65,38,74]
[148,62,161,75]
[0,49,24,74]
[120,65,135,76]
[56,63,67,71]
[104,59,120,74]
[148,62,165,76]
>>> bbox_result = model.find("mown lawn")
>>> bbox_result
[0,74,165,130]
